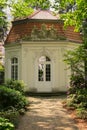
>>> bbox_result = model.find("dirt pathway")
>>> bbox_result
[16,96,79,130]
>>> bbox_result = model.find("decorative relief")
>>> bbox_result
[21,24,66,41]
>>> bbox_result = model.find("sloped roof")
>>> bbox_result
[13,10,59,23]
[5,10,82,44]
[28,10,59,20]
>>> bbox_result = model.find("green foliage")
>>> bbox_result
[67,87,87,110]
[5,79,25,94]
[0,86,29,110]
[76,108,87,119]
[0,0,8,40]
[64,45,87,78]
[0,80,29,127]
[25,0,51,10]
[11,0,33,19]
[0,0,33,41]
[11,0,51,19]
[0,0,7,21]
[0,107,20,127]
[58,0,87,31]
[0,117,14,130]
[0,64,4,72]
[68,74,85,95]
[64,45,87,119]
[75,88,87,106]
[66,94,77,108]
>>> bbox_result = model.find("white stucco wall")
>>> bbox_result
[5,41,80,92]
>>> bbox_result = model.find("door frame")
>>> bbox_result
[35,54,54,92]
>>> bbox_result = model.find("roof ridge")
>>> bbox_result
[28,10,41,19]
[14,10,41,21]
[13,9,59,23]
[28,9,58,19]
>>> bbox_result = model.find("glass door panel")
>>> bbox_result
[45,64,51,81]
[38,64,44,81]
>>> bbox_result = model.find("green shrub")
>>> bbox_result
[67,88,87,109]
[76,108,87,119]
[0,107,20,127]
[68,74,85,95]
[0,117,14,130]
[5,80,26,94]
[64,45,87,119]
[75,88,87,107]
[67,74,87,110]
[67,94,77,108]
[0,65,4,72]
[0,86,29,110]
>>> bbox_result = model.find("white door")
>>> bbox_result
[36,56,52,92]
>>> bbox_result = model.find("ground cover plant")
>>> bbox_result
[0,117,14,130]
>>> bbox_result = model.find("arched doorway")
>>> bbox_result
[36,56,52,92]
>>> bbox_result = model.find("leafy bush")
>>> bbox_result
[67,88,87,109]
[67,94,77,108]
[0,64,4,72]
[70,74,84,88]
[68,74,85,95]
[0,80,29,128]
[0,86,29,110]
[4,80,25,94]
[76,108,87,119]
[64,46,87,119]
[0,107,20,127]
[0,117,14,130]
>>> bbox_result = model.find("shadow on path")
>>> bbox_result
[16,96,79,130]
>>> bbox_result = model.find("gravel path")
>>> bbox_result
[16,96,79,130]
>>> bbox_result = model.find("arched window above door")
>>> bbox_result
[39,56,51,62]
[38,56,51,82]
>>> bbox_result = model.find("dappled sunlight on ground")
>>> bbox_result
[16,96,79,130]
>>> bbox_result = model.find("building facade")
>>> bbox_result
[5,10,82,92]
